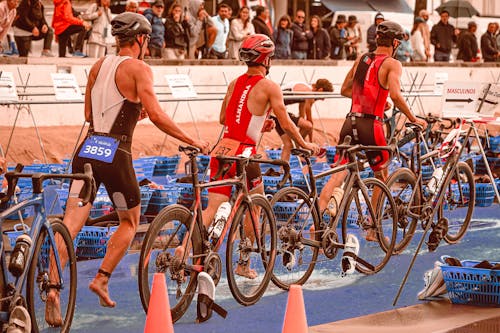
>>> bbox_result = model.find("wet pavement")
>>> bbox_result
[62,206,499,333]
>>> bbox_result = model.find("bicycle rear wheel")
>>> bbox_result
[441,162,475,244]
[27,218,76,333]
[269,186,320,290]
[385,168,420,253]
[226,194,276,306]
[138,204,202,323]
[341,178,397,275]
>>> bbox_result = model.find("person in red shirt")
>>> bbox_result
[319,21,426,240]
[52,0,91,57]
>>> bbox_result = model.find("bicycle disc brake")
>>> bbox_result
[203,252,222,286]
[321,229,339,259]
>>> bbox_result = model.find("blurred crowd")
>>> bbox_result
[0,0,499,62]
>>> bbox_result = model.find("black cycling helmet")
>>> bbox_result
[376,21,405,41]
[111,12,152,38]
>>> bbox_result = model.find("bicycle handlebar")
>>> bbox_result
[1,163,95,207]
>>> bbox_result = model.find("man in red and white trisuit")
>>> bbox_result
[318,21,426,240]
[175,34,320,278]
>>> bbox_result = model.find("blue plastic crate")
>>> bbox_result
[76,226,118,259]
[488,136,500,153]
[176,183,208,210]
[441,260,500,307]
[196,155,211,173]
[153,155,181,176]
[421,164,433,181]
[263,175,282,195]
[265,149,282,160]
[5,223,80,252]
[140,187,154,215]
[4,190,33,220]
[145,185,181,215]
[476,157,500,175]
[325,146,336,164]
[475,183,495,207]
[273,201,313,225]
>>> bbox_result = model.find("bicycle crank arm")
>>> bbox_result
[343,252,375,272]
[300,237,322,249]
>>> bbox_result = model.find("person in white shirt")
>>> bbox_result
[228,6,254,59]
[209,3,230,59]
[411,17,427,61]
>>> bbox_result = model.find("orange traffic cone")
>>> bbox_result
[282,284,308,333]
[144,273,174,333]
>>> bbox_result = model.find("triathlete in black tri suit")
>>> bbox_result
[46,12,209,326]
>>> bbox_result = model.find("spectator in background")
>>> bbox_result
[252,5,272,40]
[273,14,292,59]
[228,6,254,59]
[431,10,459,62]
[329,14,347,59]
[80,0,112,58]
[164,2,189,60]
[291,9,311,59]
[481,22,500,62]
[52,0,90,57]
[345,15,361,60]
[418,9,431,60]
[367,12,384,52]
[0,0,18,54]
[209,3,230,59]
[457,21,479,62]
[411,17,427,61]
[143,0,165,58]
[495,23,500,51]
[125,0,138,12]
[395,30,412,62]
[187,0,215,59]
[308,15,329,59]
[13,0,54,57]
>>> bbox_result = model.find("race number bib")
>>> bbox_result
[210,138,241,157]
[78,135,119,163]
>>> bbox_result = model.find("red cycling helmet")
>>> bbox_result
[239,34,275,65]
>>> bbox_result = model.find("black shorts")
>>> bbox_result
[270,113,300,137]
[72,142,140,210]
[338,117,389,172]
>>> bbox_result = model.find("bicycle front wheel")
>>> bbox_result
[226,194,276,306]
[27,218,77,333]
[269,186,320,290]
[341,178,397,275]
[440,161,475,244]
[138,204,203,323]
[385,168,421,253]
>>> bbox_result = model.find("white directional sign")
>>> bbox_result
[442,82,481,118]
[0,72,18,102]
[434,72,448,95]
[51,73,83,101]
[165,74,197,99]
[477,83,499,116]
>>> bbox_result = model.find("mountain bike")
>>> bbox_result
[0,163,94,333]
[385,119,475,254]
[268,136,398,290]
[138,145,286,322]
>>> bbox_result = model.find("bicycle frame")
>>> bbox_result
[401,124,473,224]
[171,151,287,270]
[0,191,65,323]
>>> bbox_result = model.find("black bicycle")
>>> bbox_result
[268,137,398,290]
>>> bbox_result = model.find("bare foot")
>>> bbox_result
[235,264,257,279]
[45,289,62,327]
[89,274,116,308]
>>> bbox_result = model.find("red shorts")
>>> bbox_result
[208,144,262,197]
